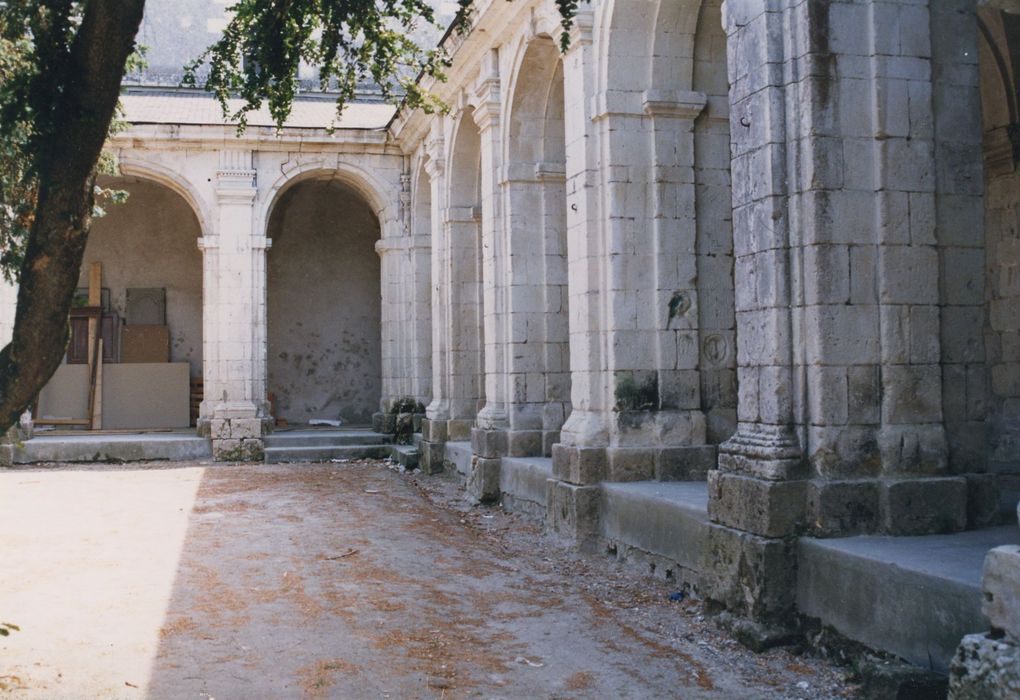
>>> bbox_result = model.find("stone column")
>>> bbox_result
[707,0,980,623]
[470,50,510,502]
[548,10,606,546]
[201,149,267,461]
[421,134,450,473]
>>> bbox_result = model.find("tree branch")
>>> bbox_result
[0,0,146,434]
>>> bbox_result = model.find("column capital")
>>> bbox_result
[472,49,501,132]
[565,8,593,49]
[197,236,219,251]
[642,90,707,120]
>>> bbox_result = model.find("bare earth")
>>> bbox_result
[0,460,857,699]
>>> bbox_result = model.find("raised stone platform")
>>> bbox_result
[444,441,472,476]
[798,526,1020,673]
[600,481,710,586]
[499,456,553,517]
[10,431,213,464]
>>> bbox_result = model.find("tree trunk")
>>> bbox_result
[0,0,146,434]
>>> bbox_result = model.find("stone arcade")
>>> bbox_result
[1,0,1019,691]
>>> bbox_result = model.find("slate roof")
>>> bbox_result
[120,91,396,130]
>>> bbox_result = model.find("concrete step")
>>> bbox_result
[600,481,710,577]
[12,433,213,463]
[797,525,1020,673]
[500,456,553,512]
[444,441,472,476]
[264,430,391,448]
[264,445,392,463]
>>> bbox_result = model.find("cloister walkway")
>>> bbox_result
[0,461,855,698]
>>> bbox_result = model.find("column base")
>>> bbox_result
[708,470,807,538]
[371,412,396,434]
[210,403,265,462]
[702,521,798,624]
[552,443,607,485]
[419,440,446,474]
[879,477,967,535]
[466,456,501,504]
[545,480,601,553]
[419,418,448,475]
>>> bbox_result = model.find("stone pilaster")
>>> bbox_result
[709,0,982,621]
[421,133,449,474]
[547,9,605,541]
[201,149,268,461]
[469,51,506,502]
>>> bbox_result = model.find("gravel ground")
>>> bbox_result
[0,459,859,699]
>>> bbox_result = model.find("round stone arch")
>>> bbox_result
[118,158,214,237]
[594,0,706,96]
[257,161,398,242]
[80,170,206,429]
[261,164,391,426]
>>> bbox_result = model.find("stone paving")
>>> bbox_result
[0,461,855,699]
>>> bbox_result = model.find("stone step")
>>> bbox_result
[500,456,553,513]
[11,433,213,464]
[263,445,392,463]
[797,525,1020,673]
[264,430,391,448]
[599,481,710,579]
[389,444,420,469]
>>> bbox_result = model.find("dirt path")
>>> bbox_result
[0,461,856,698]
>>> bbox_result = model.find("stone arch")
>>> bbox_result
[77,172,205,427]
[117,157,212,236]
[258,161,397,243]
[594,0,705,97]
[441,107,486,430]
[264,170,384,424]
[978,8,1020,474]
[447,108,482,209]
[500,34,571,448]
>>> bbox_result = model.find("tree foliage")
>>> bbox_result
[184,0,456,130]
[0,5,140,283]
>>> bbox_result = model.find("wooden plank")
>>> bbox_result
[87,264,101,365]
[90,339,103,430]
[34,418,91,426]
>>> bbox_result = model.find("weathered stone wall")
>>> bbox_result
[267,179,382,424]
